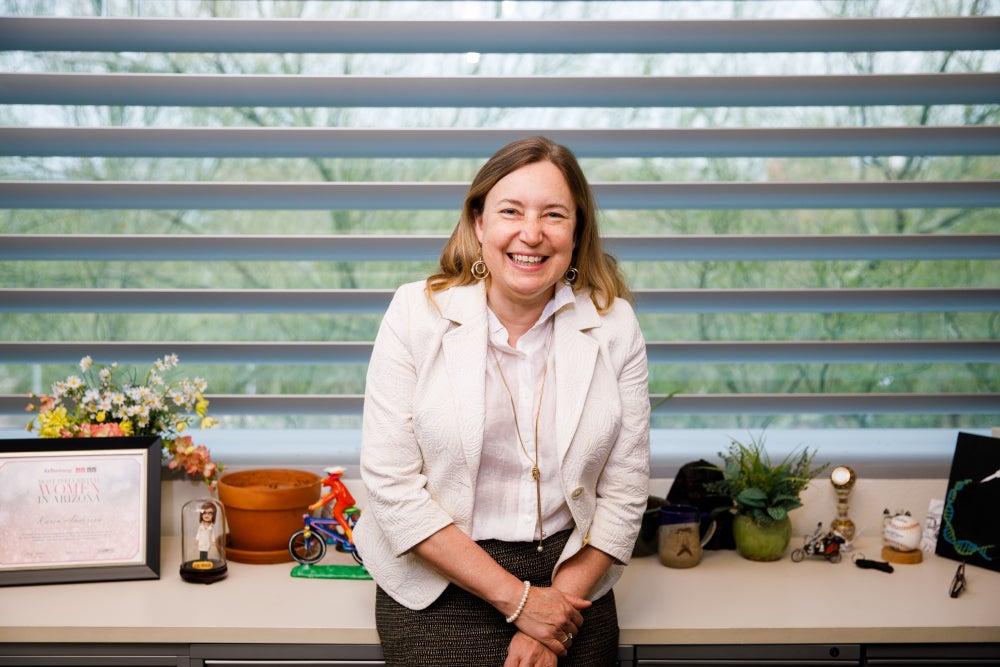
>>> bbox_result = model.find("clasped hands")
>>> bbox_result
[503,584,590,667]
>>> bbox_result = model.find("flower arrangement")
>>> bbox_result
[25,354,224,489]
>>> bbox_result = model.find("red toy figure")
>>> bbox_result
[311,466,356,543]
[289,468,363,567]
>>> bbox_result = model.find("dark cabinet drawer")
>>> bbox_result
[635,643,861,666]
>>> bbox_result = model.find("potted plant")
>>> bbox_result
[707,437,827,561]
[25,354,224,489]
[216,467,322,564]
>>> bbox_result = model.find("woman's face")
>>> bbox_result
[475,160,576,314]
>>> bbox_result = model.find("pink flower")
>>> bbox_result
[75,422,129,438]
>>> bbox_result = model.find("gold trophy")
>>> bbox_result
[829,465,856,542]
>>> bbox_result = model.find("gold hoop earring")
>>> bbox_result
[471,258,490,280]
[564,267,578,284]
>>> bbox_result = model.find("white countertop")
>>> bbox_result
[617,541,1000,645]
[2,536,998,646]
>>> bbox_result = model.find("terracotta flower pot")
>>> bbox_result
[218,468,321,564]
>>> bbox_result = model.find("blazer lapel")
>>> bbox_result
[439,283,489,486]
[553,292,601,461]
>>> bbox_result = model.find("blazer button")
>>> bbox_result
[571,487,585,500]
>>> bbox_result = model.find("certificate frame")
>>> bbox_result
[0,436,161,586]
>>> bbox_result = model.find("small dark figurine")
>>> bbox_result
[791,522,846,563]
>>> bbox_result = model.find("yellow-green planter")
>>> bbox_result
[732,514,791,562]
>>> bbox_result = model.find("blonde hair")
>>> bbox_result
[426,136,631,313]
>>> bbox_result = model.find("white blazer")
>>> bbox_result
[355,280,650,610]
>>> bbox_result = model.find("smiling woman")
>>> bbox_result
[356,136,650,666]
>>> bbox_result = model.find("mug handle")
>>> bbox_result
[699,517,717,548]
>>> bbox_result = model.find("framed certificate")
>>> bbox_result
[0,436,161,586]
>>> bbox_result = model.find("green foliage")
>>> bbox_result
[1,0,998,431]
[707,437,829,525]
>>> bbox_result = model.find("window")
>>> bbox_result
[1,1,997,476]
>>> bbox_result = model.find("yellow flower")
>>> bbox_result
[200,416,219,429]
[38,406,72,438]
[195,392,210,417]
[96,410,106,423]
[119,420,133,436]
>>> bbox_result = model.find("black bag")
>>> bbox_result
[666,459,735,550]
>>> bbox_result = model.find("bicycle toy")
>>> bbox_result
[791,522,845,563]
[288,466,363,566]
[288,509,363,566]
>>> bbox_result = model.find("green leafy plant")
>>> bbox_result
[707,437,828,525]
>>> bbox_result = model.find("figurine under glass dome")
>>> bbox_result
[180,498,228,584]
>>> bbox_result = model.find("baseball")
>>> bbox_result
[883,514,922,552]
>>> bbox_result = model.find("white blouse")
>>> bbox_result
[472,285,576,544]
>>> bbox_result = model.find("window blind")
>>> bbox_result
[1,4,997,474]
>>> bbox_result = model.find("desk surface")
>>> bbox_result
[1,537,998,646]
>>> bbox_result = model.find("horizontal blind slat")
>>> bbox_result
[5,393,999,416]
[652,394,1000,415]
[3,73,997,107]
[4,234,999,261]
[3,181,997,210]
[646,341,1000,364]
[2,289,997,314]
[606,234,1000,261]
[3,17,998,53]
[0,342,375,365]
[635,289,1000,314]
[2,341,997,365]
[3,126,998,158]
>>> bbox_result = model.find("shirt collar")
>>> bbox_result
[487,284,576,350]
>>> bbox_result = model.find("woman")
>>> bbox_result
[355,136,650,666]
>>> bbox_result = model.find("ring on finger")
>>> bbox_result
[561,632,574,645]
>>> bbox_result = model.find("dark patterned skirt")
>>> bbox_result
[375,530,619,666]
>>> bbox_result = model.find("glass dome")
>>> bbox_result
[180,498,228,584]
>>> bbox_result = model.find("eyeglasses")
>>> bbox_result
[949,562,966,599]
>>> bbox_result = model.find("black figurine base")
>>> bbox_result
[180,559,228,584]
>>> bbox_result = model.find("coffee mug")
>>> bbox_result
[658,504,717,569]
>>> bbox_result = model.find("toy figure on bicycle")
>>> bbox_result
[288,466,363,566]
[791,522,846,563]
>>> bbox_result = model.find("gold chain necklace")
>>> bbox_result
[489,326,553,553]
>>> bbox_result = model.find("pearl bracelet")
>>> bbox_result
[505,580,531,623]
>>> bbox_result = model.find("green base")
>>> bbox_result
[290,563,372,580]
